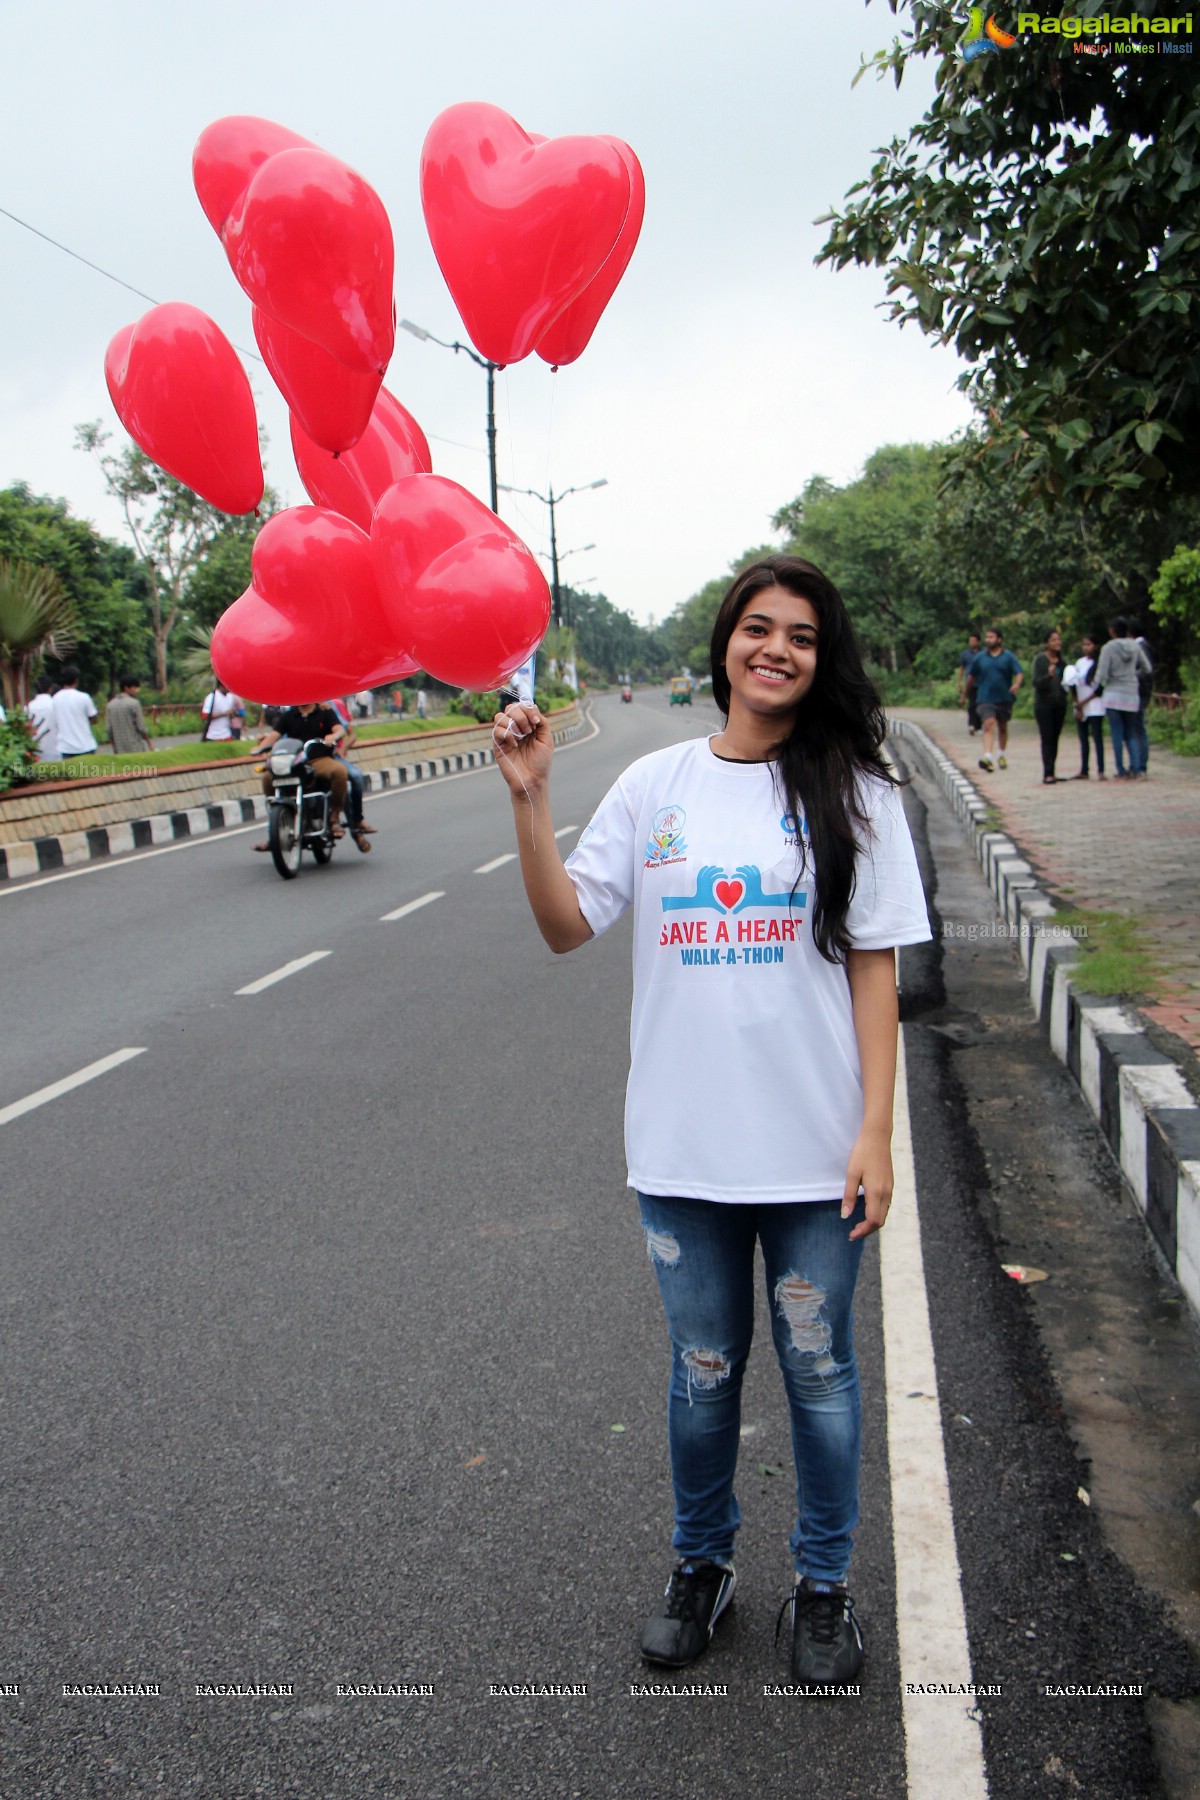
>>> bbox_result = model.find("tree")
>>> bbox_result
[183,504,278,634]
[76,424,248,688]
[0,484,146,694]
[818,2,1200,507]
[0,559,78,710]
[776,447,965,671]
[662,546,777,679]
[1150,544,1200,635]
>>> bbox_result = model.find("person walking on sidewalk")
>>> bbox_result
[201,681,243,742]
[28,676,59,762]
[957,632,981,735]
[969,628,1023,772]
[491,553,930,1688]
[105,676,155,756]
[1134,631,1154,777]
[1063,635,1106,779]
[1095,617,1152,778]
[50,666,98,758]
[1031,628,1069,784]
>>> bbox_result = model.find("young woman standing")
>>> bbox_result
[492,554,930,1684]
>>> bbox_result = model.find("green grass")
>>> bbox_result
[1147,705,1200,757]
[1050,908,1165,1000]
[29,741,253,780]
[351,716,463,740]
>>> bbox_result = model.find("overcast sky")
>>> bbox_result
[0,0,975,628]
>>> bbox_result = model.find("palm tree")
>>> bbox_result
[176,621,217,686]
[0,558,78,710]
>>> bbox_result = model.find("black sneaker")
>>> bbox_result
[640,1559,736,1666]
[777,1578,864,1684]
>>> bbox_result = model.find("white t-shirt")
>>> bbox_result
[51,687,98,754]
[564,737,932,1204]
[1063,657,1105,720]
[202,689,239,739]
[28,693,59,759]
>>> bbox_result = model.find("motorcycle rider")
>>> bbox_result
[252,700,349,853]
[327,695,376,853]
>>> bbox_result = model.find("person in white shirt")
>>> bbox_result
[201,682,243,741]
[1063,635,1107,780]
[27,677,60,761]
[50,667,98,757]
[492,554,930,1689]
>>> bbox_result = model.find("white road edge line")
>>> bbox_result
[474,852,517,874]
[553,824,577,838]
[882,1029,989,1800]
[380,890,444,922]
[0,707,604,897]
[236,950,332,995]
[0,1048,147,1128]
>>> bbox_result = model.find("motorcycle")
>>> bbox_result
[264,738,339,879]
[620,685,633,703]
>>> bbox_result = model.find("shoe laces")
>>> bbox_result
[663,1562,715,1622]
[774,1583,856,1648]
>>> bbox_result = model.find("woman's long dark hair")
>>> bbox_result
[710,553,895,964]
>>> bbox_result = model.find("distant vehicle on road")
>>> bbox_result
[621,685,633,703]
[669,677,692,706]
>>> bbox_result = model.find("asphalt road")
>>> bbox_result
[1,692,1196,1799]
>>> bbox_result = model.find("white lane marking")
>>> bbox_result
[0,704,604,896]
[553,825,578,839]
[236,950,332,995]
[882,1030,989,1800]
[379,890,444,922]
[474,852,517,874]
[0,1048,147,1128]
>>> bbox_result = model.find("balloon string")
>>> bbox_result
[493,731,537,852]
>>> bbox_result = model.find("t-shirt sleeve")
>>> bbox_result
[563,773,638,938]
[845,777,932,950]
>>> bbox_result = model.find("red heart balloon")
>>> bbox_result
[371,476,551,690]
[291,387,433,531]
[253,307,381,453]
[211,507,417,702]
[192,115,317,238]
[534,139,645,367]
[224,147,395,375]
[420,103,631,366]
[104,303,263,515]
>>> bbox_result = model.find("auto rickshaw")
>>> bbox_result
[669,677,692,706]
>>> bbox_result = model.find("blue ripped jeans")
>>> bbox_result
[637,1192,865,1583]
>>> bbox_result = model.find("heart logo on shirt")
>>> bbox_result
[714,878,745,911]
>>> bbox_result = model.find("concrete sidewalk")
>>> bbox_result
[898,706,1200,1062]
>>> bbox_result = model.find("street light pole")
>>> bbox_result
[547,486,561,625]
[399,319,499,513]
[537,543,594,631]
[497,478,607,628]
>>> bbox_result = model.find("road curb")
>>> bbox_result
[0,711,589,883]
[891,715,1200,1325]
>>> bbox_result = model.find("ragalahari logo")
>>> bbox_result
[961,8,1018,57]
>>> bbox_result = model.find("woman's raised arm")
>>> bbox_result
[492,702,594,954]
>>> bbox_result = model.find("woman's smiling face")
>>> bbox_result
[722,587,819,727]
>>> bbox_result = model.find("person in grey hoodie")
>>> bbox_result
[1095,618,1152,778]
